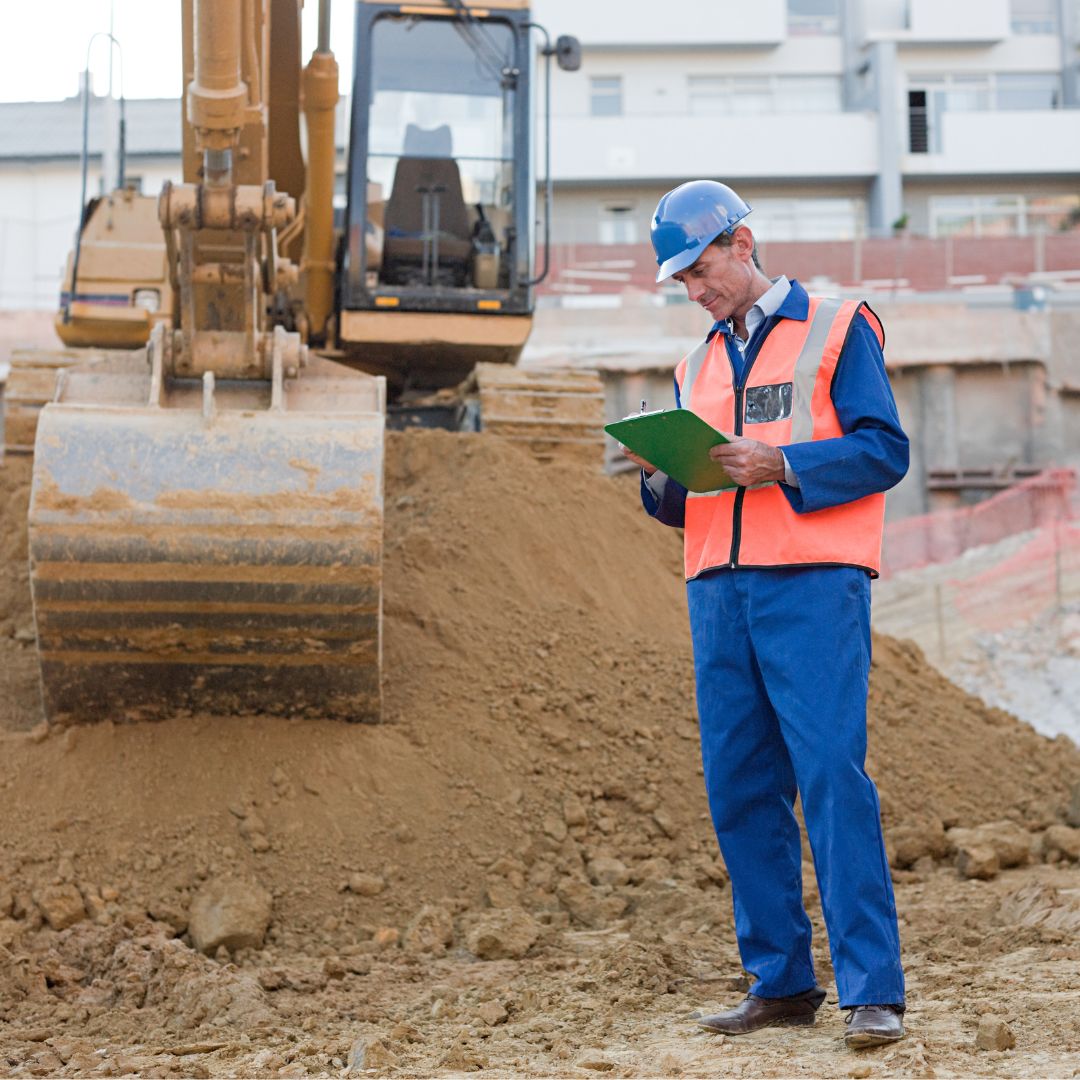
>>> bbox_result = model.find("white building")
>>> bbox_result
[533,0,1080,244]
[2,0,1079,308]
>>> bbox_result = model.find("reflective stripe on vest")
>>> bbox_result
[676,296,886,579]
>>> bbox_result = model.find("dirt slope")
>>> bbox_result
[1,431,1078,1078]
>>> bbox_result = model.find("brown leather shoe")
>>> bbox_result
[697,986,827,1035]
[844,1005,905,1048]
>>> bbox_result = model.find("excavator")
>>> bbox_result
[18,0,595,726]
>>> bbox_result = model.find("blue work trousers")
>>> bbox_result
[687,566,905,1008]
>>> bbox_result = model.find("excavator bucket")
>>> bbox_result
[28,344,385,725]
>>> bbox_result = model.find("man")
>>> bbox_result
[626,180,908,1050]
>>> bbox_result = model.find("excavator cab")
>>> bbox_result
[339,2,541,388]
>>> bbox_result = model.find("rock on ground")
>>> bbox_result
[347,872,386,896]
[1042,824,1080,861]
[402,904,454,955]
[33,884,86,931]
[887,816,947,868]
[556,878,629,928]
[956,843,1000,880]
[587,856,630,887]
[348,1037,398,1074]
[187,878,272,955]
[975,1016,1016,1051]
[464,907,540,960]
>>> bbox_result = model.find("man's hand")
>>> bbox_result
[709,434,785,487]
[620,444,657,476]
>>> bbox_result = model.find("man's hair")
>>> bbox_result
[710,229,763,271]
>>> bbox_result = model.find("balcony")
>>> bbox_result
[551,112,878,183]
[904,111,1080,175]
[532,0,786,47]
[900,0,1009,43]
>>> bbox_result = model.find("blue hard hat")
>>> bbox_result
[651,180,752,283]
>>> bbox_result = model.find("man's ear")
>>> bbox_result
[731,225,755,262]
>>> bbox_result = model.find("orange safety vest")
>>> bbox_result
[675,296,886,580]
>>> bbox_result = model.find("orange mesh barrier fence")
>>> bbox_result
[880,469,1076,577]
[949,521,1080,635]
[874,470,1080,662]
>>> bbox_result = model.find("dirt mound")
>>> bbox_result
[868,632,1077,833]
[2,431,1079,1074]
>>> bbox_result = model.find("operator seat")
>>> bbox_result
[382,131,474,285]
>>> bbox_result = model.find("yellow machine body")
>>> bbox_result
[23,0,598,726]
[54,188,172,349]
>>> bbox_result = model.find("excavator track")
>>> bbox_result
[468,362,606,467]
[3,346,121,455]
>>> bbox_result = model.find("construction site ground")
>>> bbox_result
[2,431,1080,1079]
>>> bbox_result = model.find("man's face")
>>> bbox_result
[671,229,756,321]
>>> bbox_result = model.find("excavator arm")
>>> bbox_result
[28,0,387,725]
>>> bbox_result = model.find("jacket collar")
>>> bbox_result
[705,278,810,342]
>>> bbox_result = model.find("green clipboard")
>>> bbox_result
[605,409,737,493]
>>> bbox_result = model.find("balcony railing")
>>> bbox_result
[904,110,1080,173]
[551,111,878,181]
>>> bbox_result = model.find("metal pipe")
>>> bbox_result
[318,0,332,54]
[65,68,92,324]
[301,4,340,342]
[67,32,125,324]
[524,22,552,286]
[243,0,260,106]
[117,94,126,189]
[204,147,233,187]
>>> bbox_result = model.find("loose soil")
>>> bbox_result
[1,432,1079,1078]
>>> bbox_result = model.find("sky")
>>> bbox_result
[0,0,359,103]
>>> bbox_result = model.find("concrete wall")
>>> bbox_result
[887,361,1044,518]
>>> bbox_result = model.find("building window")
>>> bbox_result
[750,198,863,241]
[995,73,1061,109]
[931,195,1025,237]
[929,194,1080,237]
[1010,0,1058,33]
[730,77,772,115]
[687,76,728,114]
[776,76,844,111]
[590,76,623,117]
[787,0,841,35]
[688,74,842,115]
[908,73,1061,153]
[599,204,638,244]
